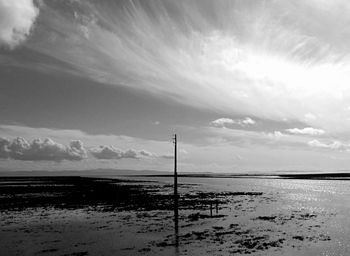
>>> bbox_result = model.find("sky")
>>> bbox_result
[2,0,350,173]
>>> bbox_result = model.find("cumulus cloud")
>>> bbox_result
[122,149,138,159]
[211,118,235,127]
[0,137,10,158]
[211,117,256,128]
[308,140,350,151]
[0,0,39,49]
[241,117,256,126]
[0,137,87,161]
[139,150,155,157]
[90,146,174,160]
[267,131,285,139]
[90,146,139,160]
[286,127,325,136]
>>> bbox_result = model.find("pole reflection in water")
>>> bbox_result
[173,134,179,255]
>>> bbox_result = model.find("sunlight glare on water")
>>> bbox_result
[116,175,350,255]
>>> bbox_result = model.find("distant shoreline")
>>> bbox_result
[130,173,350,180]
[1,170,350,180]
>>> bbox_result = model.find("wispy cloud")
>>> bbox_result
[13,0,350,134]
[4,1,350,171]
[202,126,305,149]
[139,150,173,159]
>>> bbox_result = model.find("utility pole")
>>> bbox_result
[173,134,179,236]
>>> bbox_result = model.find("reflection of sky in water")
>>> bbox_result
[118,175,350,254]
[191,177,350,255]
[117,176,350,209]
[3,176,350,255]
[118,176,350,209]
[117,175,350,196]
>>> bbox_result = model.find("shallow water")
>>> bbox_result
[116,176,350,255]
[2,176,350,255]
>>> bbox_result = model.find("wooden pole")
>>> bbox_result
[173,134,179,236]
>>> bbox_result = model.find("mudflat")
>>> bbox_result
[0,176,337,255]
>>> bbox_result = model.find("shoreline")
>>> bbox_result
[2,169,350,180]
[129,172,350,180]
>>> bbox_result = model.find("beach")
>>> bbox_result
[1,175,350,255]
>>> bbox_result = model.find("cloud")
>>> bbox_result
[0,0,39,49]
[90,146,133,159]
[90,146,137,160]
[304,113,317,121]
[139,150,155,157]
[0,137,87,161]
[308,139,350,151]
[286,127,325,136]
[0,124,180,161]
[2,124,349,172]
[0,137,10,158]
[139,149,174,159]
[211,118,235,127]
[267,131,285,139]
[17,0,350,134]
[211,117,256,128]
[240,118,256,126]
[122,149,138,159]
[90,146,175,160]
[202,125,312,150]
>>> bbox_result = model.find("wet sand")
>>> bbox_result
[0,176,338,255]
